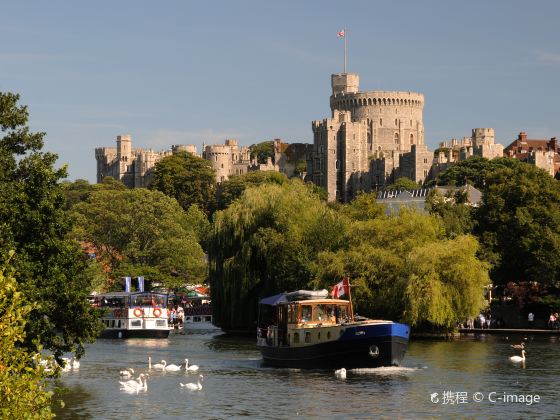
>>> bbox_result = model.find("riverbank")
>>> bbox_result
[459,327,560,335]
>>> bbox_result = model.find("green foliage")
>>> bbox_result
[315,211,488,329]
[295,159,307,174]
[208,181,345,331]
[0,92,101,361]
[0,257,54,419]
[475,163,560,285]
[386,177,420,191]
[61,177,126,210]
[149,151,216,214]
[340,192,384,221]
[425,189,475,238]
[435,156,522,189]
[249,141,275,164]
[71,189,207,290]
[215,171,289,210]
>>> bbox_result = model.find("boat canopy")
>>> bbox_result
[259,293,288,306]
[259,289,330,306]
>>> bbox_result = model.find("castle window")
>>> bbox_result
[410,134,414,144]
[410,120,413,127]
[424,169,428,177]
[395,119,398,127]
[221,163,224,168]
[395,108,398,114]
[424,158,428,164]
[394,133,400,144]
[379,118,383,127]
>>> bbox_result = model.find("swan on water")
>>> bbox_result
[334,368,347,379]
[165,362,182,371]
[120,374,148,392]
[150,357,166,370]
[510,350,526,363]
[120,368,134,378]
[510,342,525,350]
[185,358,199,372]
[180,374,204,391]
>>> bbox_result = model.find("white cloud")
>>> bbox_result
[535,50,560,64]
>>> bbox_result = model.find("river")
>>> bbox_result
[53,331,560,419]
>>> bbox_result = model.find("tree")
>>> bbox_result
[0,255,54,419]
[314,210,489,330]
[61,177,126,210]
[0,92,101,361]
[215,171,289,210]
[208,181,345,331]
[386,177,420,191]
[475,164,560,286]
[149,151,216,214]
[249,140,275,164]
[425,189,475,238]
[434,156,522,189]
[71,189,207,290]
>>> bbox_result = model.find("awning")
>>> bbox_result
[259,293,288,306]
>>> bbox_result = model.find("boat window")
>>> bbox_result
[288,304,298,323]
[294,333,299,344]
[131,320,141,327]
[301,305,312,323]
[317,332,321,340]
[305,332,311,343]
[327,331,331,339]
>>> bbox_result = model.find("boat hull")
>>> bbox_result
[259,322,409,369]
[99,329,170,339]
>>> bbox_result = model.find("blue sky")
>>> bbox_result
[2,0,560,182]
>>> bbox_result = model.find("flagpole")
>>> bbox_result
[344,27,347,73]
[346,276,354,321]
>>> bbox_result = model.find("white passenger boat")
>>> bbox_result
[92,292,170,338]
[183,296,220,331]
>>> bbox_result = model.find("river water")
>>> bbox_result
[53,331,560,419]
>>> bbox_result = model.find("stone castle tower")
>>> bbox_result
[310,73,425,201]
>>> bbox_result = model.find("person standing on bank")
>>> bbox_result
[528,312,535,328]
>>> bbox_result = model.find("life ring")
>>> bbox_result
[153,308,162,317]
[133,308,143,317]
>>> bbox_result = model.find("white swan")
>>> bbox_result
[120,368,134,378]
[334,368,347,379]
[151,358,166,370]
[185,358,199,372]
[510,350,526,363]
[120,374,148,392]
[165,362,182,371]
[180,374,203,390]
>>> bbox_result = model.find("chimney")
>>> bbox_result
[549,137,557,152]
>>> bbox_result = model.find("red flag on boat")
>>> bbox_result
[332,277,349,299]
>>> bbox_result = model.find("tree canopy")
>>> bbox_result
[71,188,207,291]
[149,151,216,214]
[475,163,560,286]
[215,171,289,210]
[249,140,275,164]
[386,177,420,191]
[0,92,101,360]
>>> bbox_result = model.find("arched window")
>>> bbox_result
[394,133,400,144]
[379,118,383,127]
[395,118,398,127]
[410,134,414,144]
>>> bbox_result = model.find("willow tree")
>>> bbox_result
[315,209,489,330]
[208,180,345,332]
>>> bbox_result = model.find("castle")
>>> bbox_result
[95,136,282,188]
[308,73,505,202]
[309,72,431,201]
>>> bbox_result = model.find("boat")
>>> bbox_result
[183,295,220,331]
[92,291,170,338]
[257,288,410,369]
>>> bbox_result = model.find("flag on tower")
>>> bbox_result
[337,29,345,38]
[332,277,350,299]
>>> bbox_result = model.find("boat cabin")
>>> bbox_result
[258,291,354,348]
